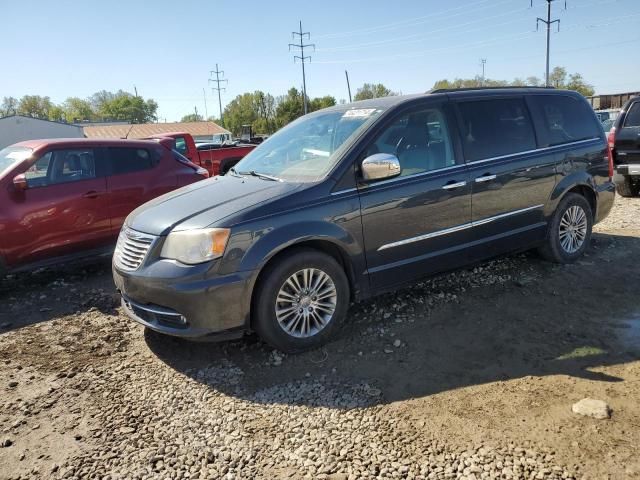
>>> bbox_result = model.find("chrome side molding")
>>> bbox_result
[377,204,544,251]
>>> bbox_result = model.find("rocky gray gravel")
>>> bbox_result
[1,196,639,479]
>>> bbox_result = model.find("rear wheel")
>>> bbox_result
[253,248,350,353]
[538,193,593,263]
[616,175,640,197]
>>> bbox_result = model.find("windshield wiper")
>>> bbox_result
[235,170,281,182]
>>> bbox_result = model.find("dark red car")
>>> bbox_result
[0,138,208,275]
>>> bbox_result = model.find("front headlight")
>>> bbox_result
[160,228,230,265]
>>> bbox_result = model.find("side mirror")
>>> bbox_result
[361,153,401,181]
[13,174,28,191]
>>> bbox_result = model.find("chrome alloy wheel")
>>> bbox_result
[559,205,588,254]
[275,268,338,338]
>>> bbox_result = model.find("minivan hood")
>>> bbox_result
[127,175,301,235]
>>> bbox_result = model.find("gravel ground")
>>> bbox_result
[1,196,639,480]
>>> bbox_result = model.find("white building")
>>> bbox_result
[0,115,84,149]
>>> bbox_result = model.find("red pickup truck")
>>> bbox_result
[149,132,256,176]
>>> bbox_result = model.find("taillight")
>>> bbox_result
[607,127,616,178]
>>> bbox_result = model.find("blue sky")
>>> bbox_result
[1,0,639,121]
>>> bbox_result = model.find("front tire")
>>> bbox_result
[538,193,593,263]
[253,248,350,353]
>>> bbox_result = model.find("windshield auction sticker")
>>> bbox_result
[342,108,377,118]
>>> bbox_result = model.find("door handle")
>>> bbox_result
[82,191,102,199]
[475,174,497,183]
[442,181,467,190]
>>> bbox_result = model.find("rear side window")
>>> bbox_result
[624,102,640,127]
[108,147,158,175]
[174,136,188,155]
[530,95,601,146]
[457,98,537,162]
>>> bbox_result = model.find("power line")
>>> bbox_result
[208,64,227,127]
[315,0,509,39]
[534,0,565,87]
[289,20,315,115]
[313,29,537,64]
[316,7,528,53]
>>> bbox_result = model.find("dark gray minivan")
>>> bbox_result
[113,87,615,352]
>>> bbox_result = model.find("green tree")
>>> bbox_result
[17,95,54,119]
[354,83,397,101]
[565,73,595,97]
[62,97,94,123]
[309,95,336,112]
[223,92,262,136]
[180,113,204,122]
[254,91,277,134]
[275,88,305,128]
[48,105,66,122]
[0,96,18,116]
[98,91,158,123]
[549,67,567,88]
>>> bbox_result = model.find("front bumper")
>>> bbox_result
[113,260,255,338]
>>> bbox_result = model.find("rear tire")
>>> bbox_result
[616,175,639,197]
[253,248,350,353]
[538,193,593,264]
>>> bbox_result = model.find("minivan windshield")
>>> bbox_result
[0,146,32,177]
[233,107,384,182]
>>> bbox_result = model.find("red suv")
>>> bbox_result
[0,138,208,275]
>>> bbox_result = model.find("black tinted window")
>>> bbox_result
[109,147,157,175]
[458,98,536,161]
[531,95,601,146]
[25,149,97,188]
[624,102,640,127]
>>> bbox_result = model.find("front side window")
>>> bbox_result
[109,147,157,175]
[458,98,537,161]
[531,95,601,146]
[25,149,97,188]
[233,107,385,182]
[365,106,456,177]
[624,102,640,127]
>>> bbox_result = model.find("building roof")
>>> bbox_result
[83,121,229,139]
[0,114,83,129]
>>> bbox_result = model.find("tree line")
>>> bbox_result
[433,67,595,97]
[0,90,158,124]
[185,68,593,136]
[189,83,400,135]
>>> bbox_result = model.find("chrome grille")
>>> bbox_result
[114,227,156,271]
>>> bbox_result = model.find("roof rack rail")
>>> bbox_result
[429,86,556,94]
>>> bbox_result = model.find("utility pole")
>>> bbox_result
[534,0,564,87]
[345,70,352,103]
[202,88,208,122]
[479,59,487,86]
[194,106,198,119]
[209,64,228,126]
[289,20,315,115]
